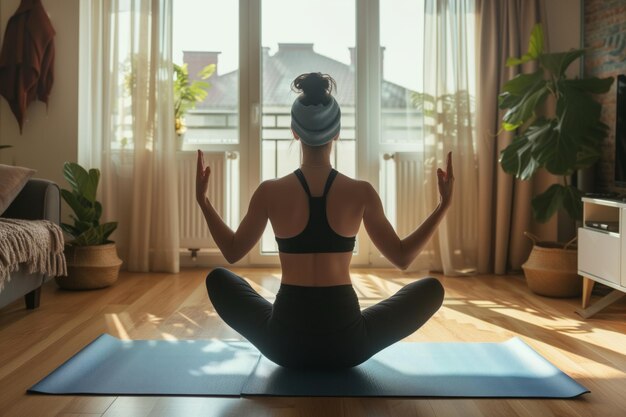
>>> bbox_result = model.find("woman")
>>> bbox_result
[196,72,454,370]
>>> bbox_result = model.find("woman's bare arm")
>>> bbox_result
[363,152,454,270]
[196,150,269,263]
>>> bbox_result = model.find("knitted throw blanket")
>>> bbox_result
[0,218,67,292]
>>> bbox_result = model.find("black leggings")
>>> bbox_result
[205,267,444,369]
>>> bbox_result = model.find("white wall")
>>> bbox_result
[545,0,582,73]
[0,0,80,188]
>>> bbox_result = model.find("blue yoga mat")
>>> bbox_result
[243,339,588,398]
[29,334,588,398]
[29,334,260,396]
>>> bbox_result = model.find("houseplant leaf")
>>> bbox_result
[61,223,80,238]
[72,227,102,246]
[61,162,117,246]
[500,77,548,131]
[63,162,88,195]
[63,162,99,203]
[500,71,544,98]
[197,63,216,80]
[506,23,543,66]
[101,222,118,242]
[530,112,577,176]
[539,49,585,77]
[61,189,96,223]
[561,185,584,221]
[94,201,103,223]
[532,184,584,223]
[575,143,603,169]
[499,125,544,180]
[566,76,614,94]
[531,184,566,223]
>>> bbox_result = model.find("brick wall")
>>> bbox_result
[584,0,626,192]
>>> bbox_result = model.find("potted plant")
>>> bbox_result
[57,162,122,290]
[173,62,215,147]
[499,24,614,297]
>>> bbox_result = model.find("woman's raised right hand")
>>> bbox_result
[196,150,211,205]
[436,151,454,209]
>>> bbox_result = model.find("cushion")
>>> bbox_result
[0,164,36,216]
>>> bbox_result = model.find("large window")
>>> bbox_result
[167,0,444,265]
[171,1,430,148]
[380,0,424,146]
[378,0,426,228]
[259,0,357,253]
[173,0,239,146]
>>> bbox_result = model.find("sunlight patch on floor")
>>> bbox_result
[350,273,405,299]
[436,307,507,337]
[105,313,130,340]
[177,311,201,329]
[146,313,163,325]
[446,295,626,365]
[160,332,178,341]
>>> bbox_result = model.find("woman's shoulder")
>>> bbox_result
[254,175,290,198]
[335,171,370,188]
[258,170,375,196]
[331,172,378,205]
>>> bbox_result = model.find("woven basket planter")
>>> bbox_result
[521,232,581,298]
[56,243,122,290]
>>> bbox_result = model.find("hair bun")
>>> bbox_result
[291,73,336,105]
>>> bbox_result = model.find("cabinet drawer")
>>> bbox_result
[578,228,621,285]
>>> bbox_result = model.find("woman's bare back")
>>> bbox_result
[197,150,453,285]
[266,167,365,286]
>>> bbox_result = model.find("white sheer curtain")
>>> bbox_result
[412,0,478,275]
[82,0,179,272]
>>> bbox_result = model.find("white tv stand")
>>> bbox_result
[577,197,626,318]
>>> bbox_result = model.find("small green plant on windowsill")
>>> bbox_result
[174,62,215,136]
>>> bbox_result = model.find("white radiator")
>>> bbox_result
[177,152,225,249]
[392,152,430,236]
[387,151,434,270]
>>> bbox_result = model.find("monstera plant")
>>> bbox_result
[499,23,614,223]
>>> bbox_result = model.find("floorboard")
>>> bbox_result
[1,268,625,417]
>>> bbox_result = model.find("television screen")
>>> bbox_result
[616,74,626,188]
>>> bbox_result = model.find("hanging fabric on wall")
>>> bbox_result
[0,0,55,133]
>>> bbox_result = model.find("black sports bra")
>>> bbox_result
[275,169,356,253]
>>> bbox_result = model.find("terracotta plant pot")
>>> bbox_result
[56,243,122,290]
[521,232,582,298]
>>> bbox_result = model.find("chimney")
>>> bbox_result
[183,51,220,80]
[277,43,314,53]
[348,47,385,77]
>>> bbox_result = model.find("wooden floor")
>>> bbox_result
[1,268,626,417]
